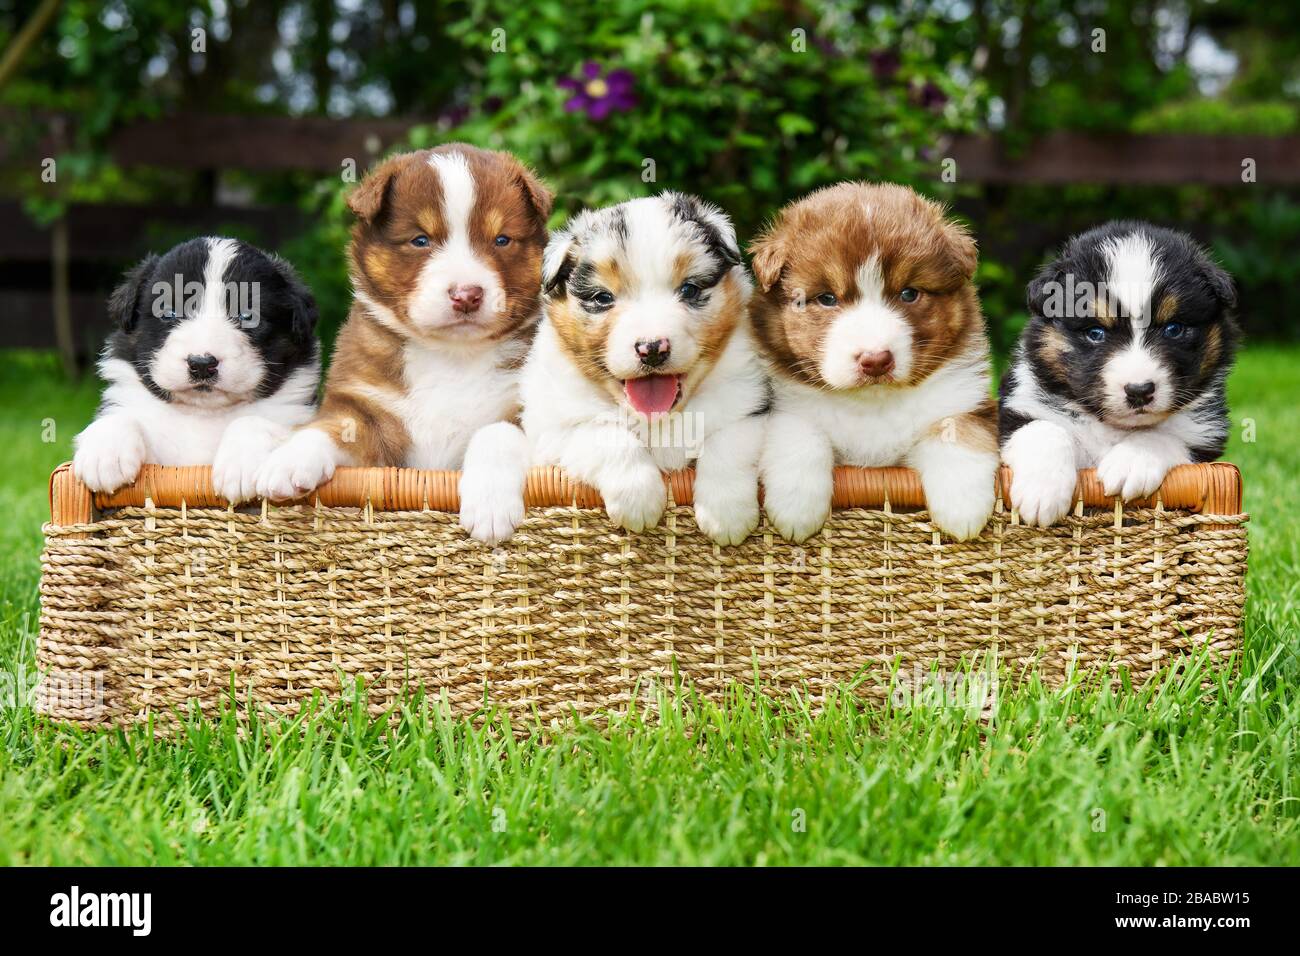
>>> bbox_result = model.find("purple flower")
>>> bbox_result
[869,49,900,83]
[915,80,949,112]
[558,62,637,120]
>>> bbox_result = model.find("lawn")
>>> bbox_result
[0,347,1296,866]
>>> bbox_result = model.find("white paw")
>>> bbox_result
[924,471,996,542]
[458,477,525,545]
[1008,459,1077,527]
[763,482,831,543]
[602,468,666,533]
[73,417,146,493]
[255,429,339,501]
[212,418,286,504]
[1097,442,1169,502]
[694,477,759,546]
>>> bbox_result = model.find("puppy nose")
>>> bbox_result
[635,338,671,368]
[856,350,895,378]
[187,354,219,381]
[1124,381,1156,407]
[449,284,484,313]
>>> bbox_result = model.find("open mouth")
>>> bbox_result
[623,374,683,415]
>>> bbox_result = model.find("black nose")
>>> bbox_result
[187,354,219,381]
[1124,380,1156,408]
[635,338,671,368]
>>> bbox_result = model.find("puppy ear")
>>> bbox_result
[269,255,319,342]
[541,229,576,295]
[1199,253,1237,310]
[1026,257,1067,320]
[347,154,405,223]
[506,154,554,226]
[749,233,786,293]
[940,218,978,281]
[669,192,741,268]
[108,253,159,333]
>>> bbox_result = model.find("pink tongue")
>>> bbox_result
[625,375,681,415]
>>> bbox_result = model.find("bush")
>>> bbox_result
[287,0,982,346]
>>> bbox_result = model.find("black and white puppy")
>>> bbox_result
[73,237,321,501]
[1000,221,1239,526]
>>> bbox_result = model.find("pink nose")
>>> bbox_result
[856,350,895,378]
[449,284,484,313]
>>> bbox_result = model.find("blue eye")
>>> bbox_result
[411,235,430,248]
[678,281,701,302]
[162,310,178,321]
[494,234,511,247]
[1084,326,1106,343]
[1162,322,1186,339]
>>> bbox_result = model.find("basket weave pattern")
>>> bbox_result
[37,463,1247,727]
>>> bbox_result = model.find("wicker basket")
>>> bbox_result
[37,461,1247,728]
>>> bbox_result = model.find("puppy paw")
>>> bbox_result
[763,484,831,543]
[73,417,147,494]
[458,478,525,546]
[694,476,759,546]
[1009,459,1078,528]
[602,468,666,533]
[212,418,286,504]
[1097,442,1170,502]
[925,471,996,542]
[255,429,339,501]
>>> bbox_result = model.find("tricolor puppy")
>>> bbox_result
[750,182,999,542]
[521,193,769,544]
[73,237,320,500]
[1000,221,1239,526]
[256,144,552,544]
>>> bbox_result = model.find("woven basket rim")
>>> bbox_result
[48,461,1243,524]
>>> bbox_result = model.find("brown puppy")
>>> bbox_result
[749,182,998,541]
[256,144,552,543]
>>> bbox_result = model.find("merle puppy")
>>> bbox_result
[1000,221,1239,526]
[73,237,320,501]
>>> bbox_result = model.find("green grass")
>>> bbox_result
[0,348,1296,865]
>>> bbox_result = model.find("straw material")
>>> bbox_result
[37,463,1248,728]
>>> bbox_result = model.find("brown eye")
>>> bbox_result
[815,292,838,306]
[899,287,920,303]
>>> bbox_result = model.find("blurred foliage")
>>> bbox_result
[2,0,1299,350]
[1133,99,1299,135]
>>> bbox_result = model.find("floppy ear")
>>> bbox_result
[748,233,787,293]
[541,229,576,295]
[271,255,319,343]
[108,253,159,333]
[940,218,978,281]
[1199,253,1237,310]
[347,154,406,223]
[507,155,554,226]
[1026,255,1069,321]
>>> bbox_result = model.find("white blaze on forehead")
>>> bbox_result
[854,254,886,303]
[619,197,678,292]
[408,150,505,331]
[200,237,240,320]
[428,151,476,247]
[1102,231,1165,323]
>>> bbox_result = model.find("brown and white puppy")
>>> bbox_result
[256,144,552,543]
[520,193,769,544]
[750,182,999,542]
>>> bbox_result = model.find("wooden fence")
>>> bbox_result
[3,114,1296,367]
